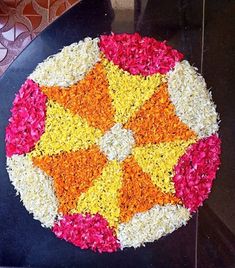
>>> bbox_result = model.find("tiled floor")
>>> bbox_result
[0,0,80,76]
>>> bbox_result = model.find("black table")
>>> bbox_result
[0,0,234,267]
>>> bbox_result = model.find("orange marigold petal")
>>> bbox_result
[124,83,196,145]
[32,145,107,214]
[41,62,115,132]
[119,157,180,223]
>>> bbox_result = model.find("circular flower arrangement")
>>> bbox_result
[5,33,221,253]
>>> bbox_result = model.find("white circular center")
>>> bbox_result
[98,123,135,162]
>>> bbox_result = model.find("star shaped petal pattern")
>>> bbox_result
[6,33,221,253]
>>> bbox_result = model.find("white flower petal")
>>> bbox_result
[29,37,100,87]
[167,60,219,137]
[7,155,58,228]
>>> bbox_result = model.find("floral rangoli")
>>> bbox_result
[5,33,221,253]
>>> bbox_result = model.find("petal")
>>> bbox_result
[103,58,164,124]
[133,139,196,193]
[41,62,115,132]
[119,157,180,223]
[173,134,221,212]
[53,213,120,253]
[74,160,123,228]
[7,155,58,228]
[5,79,47,157]
[99,33,183,76]
[167,61,219,137]
[125,84,196,145]
[118,204,190,249]
[32,146,107,214]
[29,38,100,87]
[29,100,102,158]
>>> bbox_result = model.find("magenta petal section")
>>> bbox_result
[173,134,221,212]
[99,33,184,76]
[5,79,47,157]
[53,213,120,253]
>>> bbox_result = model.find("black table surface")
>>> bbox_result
[0,0,234,267]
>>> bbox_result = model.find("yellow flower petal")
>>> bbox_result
[103,58,165,124]
[132,139,196,193]
[30,100,102,157]
[74,160,123,228]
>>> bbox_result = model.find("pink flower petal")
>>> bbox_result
[99,33,183,76]
[173,134,221,212]
[5,79,47,157]
[53,213,120,253]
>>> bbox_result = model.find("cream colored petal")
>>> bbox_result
[118,204,190,249]
[29,38,100,87]
[7,155,58,228]
[167,60,219,137]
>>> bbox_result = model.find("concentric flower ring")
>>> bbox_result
[6,33,221,252]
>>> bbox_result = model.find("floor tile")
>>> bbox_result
[0,0,79,76]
